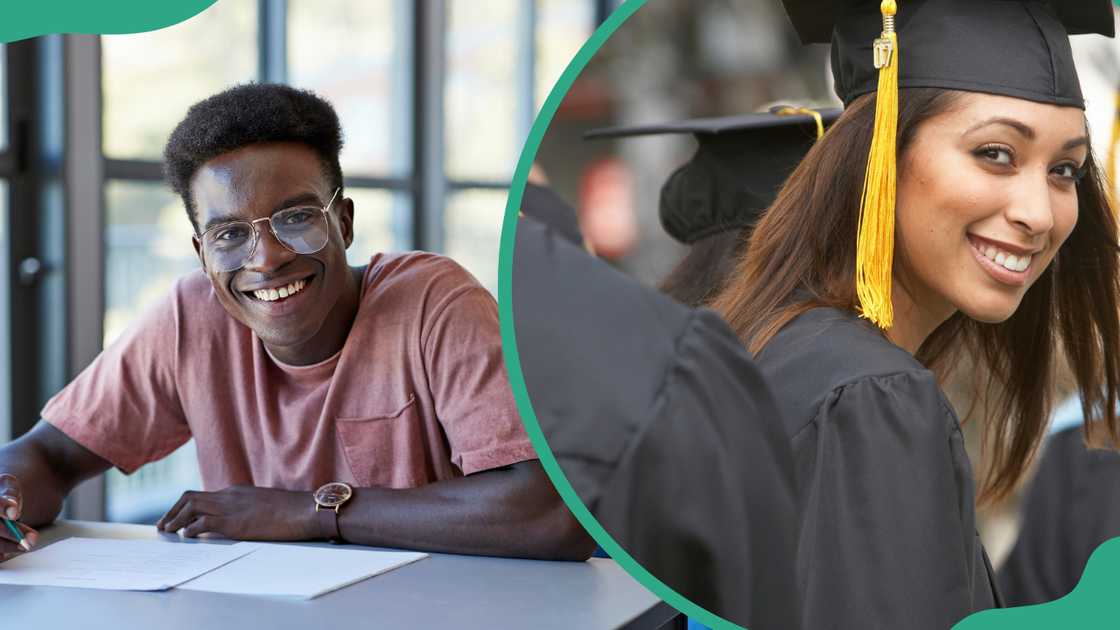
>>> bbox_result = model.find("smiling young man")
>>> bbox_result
[0,84,593,561]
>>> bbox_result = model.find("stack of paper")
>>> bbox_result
[0,537,428,598]
[179,542,428,598]
[0,538,254,591]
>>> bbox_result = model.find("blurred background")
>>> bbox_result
[0,0,619,525]
[534,0,1120,569]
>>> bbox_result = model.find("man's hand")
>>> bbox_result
[0,474,40,560]
[156,486,317,541]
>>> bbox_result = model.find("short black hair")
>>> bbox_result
[163,83,345,232]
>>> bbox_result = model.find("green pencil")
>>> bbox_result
[2,517,29,551]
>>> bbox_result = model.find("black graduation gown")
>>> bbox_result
[998,424,1120,605]
[754,307,1003,629]
[513,187,800,629]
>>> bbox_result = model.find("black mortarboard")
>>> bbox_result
[782,0,1115,108]
[585,107,841,244]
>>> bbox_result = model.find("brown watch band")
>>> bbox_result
[316,506,342,542]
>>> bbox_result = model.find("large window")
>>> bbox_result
[100,2,260,522]
[442,0,596,291]
[91,0,596,522]
[287,0,413,265]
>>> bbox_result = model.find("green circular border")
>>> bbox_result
[1,0,216,43]
[496,1,741,628]
[496,2,1120,629]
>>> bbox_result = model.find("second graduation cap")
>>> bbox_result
[586,107,841,244]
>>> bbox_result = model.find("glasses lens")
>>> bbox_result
[271,207,329,254]
[203,222,256,272]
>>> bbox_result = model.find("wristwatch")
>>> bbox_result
[313,481,353,543]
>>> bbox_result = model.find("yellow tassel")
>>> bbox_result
[1108,91,1120,214]
[774,106,825,139]
[856,0,900,330]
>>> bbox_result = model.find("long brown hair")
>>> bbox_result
[659,230,747,307]
[711,88,1120,503]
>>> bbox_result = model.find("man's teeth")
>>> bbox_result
[980,244,1031,272]
[253,279,307,302]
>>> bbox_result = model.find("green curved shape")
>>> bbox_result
[956,537,1120,629]
[496,1,744,628]
[497,1,1120,628]
[2,0,217,43]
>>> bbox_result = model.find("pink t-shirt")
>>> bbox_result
[42,252,535,491]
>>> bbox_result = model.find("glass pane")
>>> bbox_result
[104,180,201,522]
[102,2,256,160]
[535,0,595,109]
[446,0,519,181]
[346,187,410,266]
[104,181,199,347]
[444,188,507,294]
[289,0,412,177]
[0,180,8,441]
[0,44,7,151]
[106,440,200,524]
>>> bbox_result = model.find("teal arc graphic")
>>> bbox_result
[1,1,216,43]
[955,537,1120,629]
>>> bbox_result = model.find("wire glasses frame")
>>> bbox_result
[197,188,342,273]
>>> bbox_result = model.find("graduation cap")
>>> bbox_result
[781,0,1115,329]
[585,106,842,244]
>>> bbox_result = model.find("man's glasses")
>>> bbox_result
[197,188,341,273]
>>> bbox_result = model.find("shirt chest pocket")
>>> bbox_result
[336,393,430,488]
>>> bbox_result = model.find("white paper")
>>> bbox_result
[0,537,256,591]
[178,542,428,599]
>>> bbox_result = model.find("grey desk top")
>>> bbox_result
[2,520,676,630]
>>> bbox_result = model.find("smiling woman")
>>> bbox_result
[696,0,1120,628]
[716,82,1119,493]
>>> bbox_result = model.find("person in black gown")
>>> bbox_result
[514,184,800,629]
[705,0,1120,628]
[516,109,838,629]
[998,418,1120,605]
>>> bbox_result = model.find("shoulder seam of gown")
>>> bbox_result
[791,368,947,441]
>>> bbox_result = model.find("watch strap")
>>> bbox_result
[316,505,342,542]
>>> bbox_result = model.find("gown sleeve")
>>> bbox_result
[797,371,979,629]
[513,214,691,507]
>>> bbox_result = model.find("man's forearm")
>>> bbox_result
[0,421,113,527]
[336,461,595,561]
[0,435,69,527]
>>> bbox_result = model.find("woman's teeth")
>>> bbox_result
[979,244,1031,272]
[253,279,307,302]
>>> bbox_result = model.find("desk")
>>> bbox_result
[2,520,679,629]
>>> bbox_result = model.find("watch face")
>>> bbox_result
[314,482,353,507]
